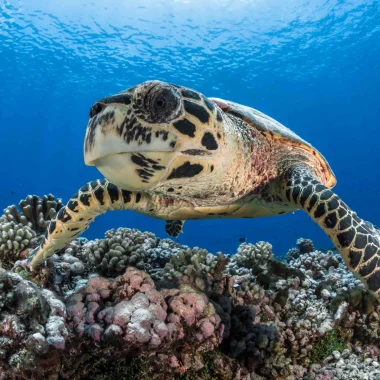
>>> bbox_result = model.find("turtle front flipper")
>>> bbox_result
[27,179,151,269]
[283,166,380,298]
[165,220,185,237]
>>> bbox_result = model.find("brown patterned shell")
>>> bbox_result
[210,98,336,188]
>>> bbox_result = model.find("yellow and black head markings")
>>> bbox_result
[83,80,228,193]
[167,161,204,180]
[130,153,166,184]
[28,81,380,300]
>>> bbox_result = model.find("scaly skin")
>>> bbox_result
[28,179,191,268]
[165,220,185,237]
[284,166,380,298]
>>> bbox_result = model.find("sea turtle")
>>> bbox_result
[27,80,380,298]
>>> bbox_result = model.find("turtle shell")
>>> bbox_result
[210,98,336,188]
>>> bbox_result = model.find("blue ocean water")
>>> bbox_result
[0,0,379,257]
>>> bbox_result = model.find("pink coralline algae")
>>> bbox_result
[0,268,67,378]
[65,268,223,354]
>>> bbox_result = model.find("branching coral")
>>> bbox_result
[307,349,380,380]
[232,242,274,274]
[80,227,187,281]
[296,238,315,254]
[0,194,63,234]
[144,238,183,281]
[0,222,37,269]
[162,246,222,281]
[81,228,157,276]
[0,193,63,269]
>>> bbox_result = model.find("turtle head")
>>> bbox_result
[84,80,239,199]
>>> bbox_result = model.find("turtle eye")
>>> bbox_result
[138,83,181,123]
[154,95,166,110]
[147,87,180,121]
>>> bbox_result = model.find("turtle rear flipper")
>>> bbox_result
[165,220,185,237]
[284,166,380,298]
[28,179,150,269]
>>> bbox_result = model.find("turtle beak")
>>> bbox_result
[89,93,134,118]
[89,102,106,118]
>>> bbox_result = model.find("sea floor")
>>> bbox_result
[0,194,380,379]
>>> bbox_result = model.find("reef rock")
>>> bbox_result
[1,195,380,379]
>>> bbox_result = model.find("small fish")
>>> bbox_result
[10,190,14,195]
[238,237,246,243]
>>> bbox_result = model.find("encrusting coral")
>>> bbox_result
[64,267,223,372]
[0,268,67,378]
[1,194,380,379]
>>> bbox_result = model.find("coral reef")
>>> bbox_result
[0,194,63,269]
[1,195,380,379]
[0,222,37,269]
[0,268,67,378]
[0,194,63,234]
[232,241,274,272]
[65,267,223,351]
[80,228,153,276]
[306,349,380,380]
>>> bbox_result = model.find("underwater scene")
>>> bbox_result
[1,0,380,379]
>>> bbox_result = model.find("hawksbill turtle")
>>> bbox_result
[27,80,380,298]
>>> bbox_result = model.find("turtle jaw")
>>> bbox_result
[92,152,177,191]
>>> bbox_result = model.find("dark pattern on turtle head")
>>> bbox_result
[85,110,116,152]
[167,162,204,180]
[130,153,166,184]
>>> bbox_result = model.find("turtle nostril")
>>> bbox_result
[89,102,105,118]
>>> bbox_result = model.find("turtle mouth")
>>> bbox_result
[90,148,211,191]
[181,149,211,156]
[91,151,176,190]
[88,148,211,167]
